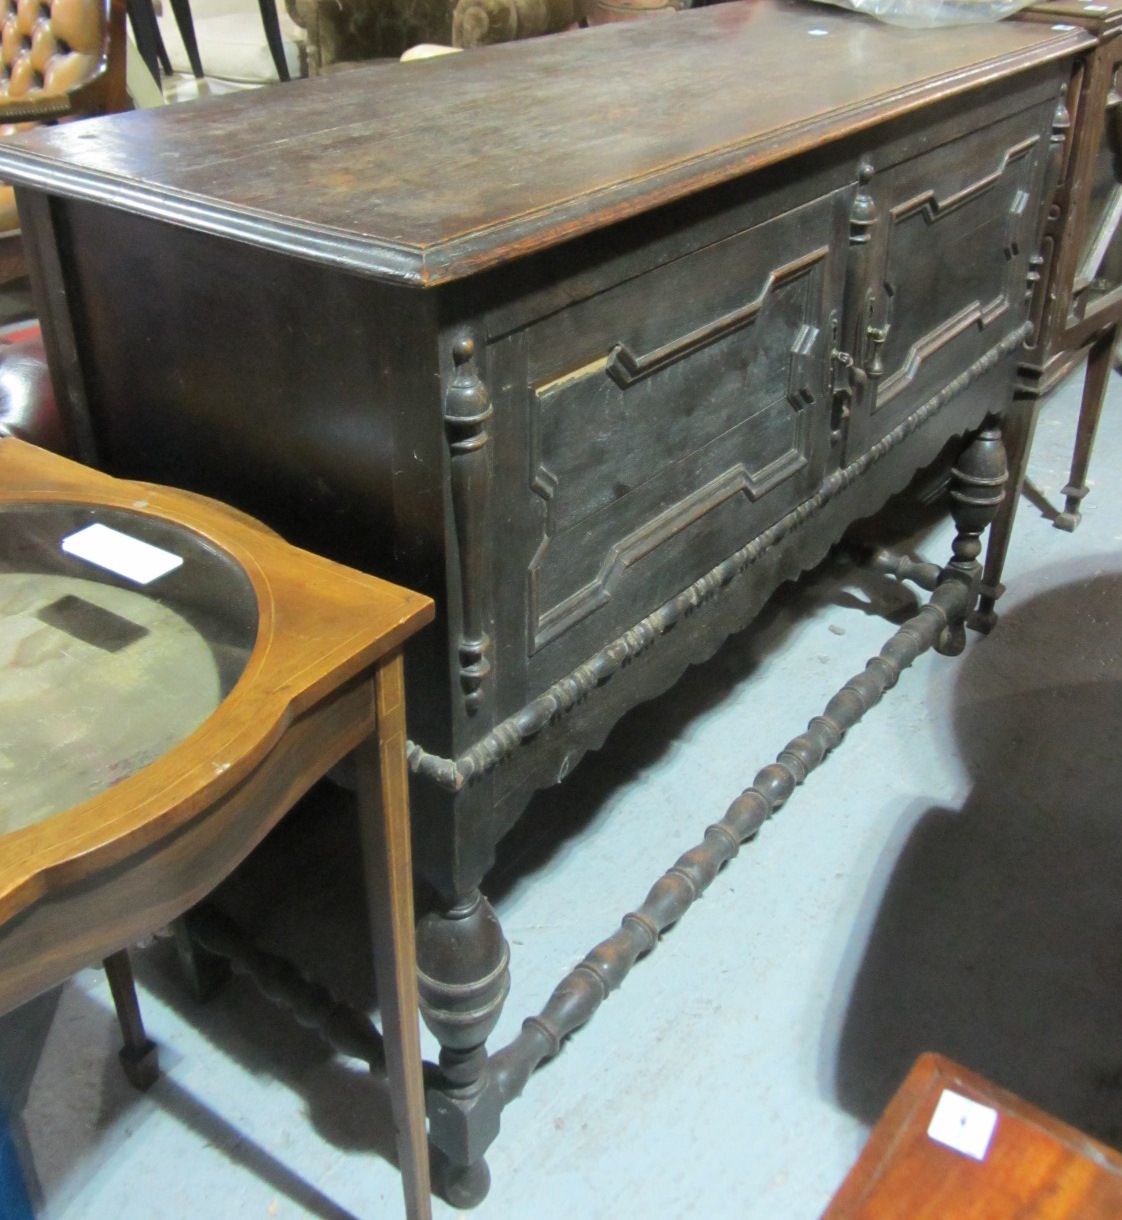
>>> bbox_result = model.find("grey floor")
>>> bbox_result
[7,364,1122,1219]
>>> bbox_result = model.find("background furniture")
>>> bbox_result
[0,0,127,282]
[0,326,62,450]
[974,0,1122,633]
[0,2,1088,1199]
[1013,0,1122,535]
[0,438,434,1220]
[822,1052,1122,1218]
[128,0,292,83]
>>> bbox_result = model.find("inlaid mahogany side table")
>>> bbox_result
[0,437,435,1220]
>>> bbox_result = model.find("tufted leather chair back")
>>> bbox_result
[0,0,124,279]
[0,0,124,126]
[0,0,106,102]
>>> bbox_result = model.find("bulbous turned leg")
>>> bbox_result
[416,888,510,1208]
[938,418,1009,656]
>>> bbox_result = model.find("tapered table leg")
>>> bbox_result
[125,0,172,83]
[1057,321,1117,532]
[356,652,432,1220]
[103,949,159,1091]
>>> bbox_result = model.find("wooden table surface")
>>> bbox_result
[0,0,1090,283]
[822,1053,1122,1219]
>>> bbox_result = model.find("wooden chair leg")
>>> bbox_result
[125,0,172,84]
[257,0,291,82]
[168,0,205,79]
[103,950,159,1092]
[1057,321,1117,532]
[356,654,432,1220]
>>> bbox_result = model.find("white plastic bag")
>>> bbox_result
[809,0,1036,26]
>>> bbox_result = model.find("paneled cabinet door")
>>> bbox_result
[493,186,850,695]
[852,99,1056,453]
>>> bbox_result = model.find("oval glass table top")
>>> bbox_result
[0,503,258,834]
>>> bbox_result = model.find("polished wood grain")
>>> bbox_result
[822,1053,1122,1219]
[0,437,435,1220]
[0,1,1090,284]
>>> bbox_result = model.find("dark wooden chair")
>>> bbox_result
[127,0,290,86]
[0,0,128,282]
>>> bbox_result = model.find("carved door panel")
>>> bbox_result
[853,103,1050,451]
[1067,61,1122,330]
[495,188,849,692]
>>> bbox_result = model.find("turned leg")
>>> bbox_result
[1057,322,1117,532]
[416,888,510,1208]
[102,949,159,1091]
[976,400,1038,634]
[937,418,1009,656]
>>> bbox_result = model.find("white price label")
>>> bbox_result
[62,523,184,586]
[927,1089,998,1161]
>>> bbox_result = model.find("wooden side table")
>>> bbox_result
[822,1053,1122,1219]
[0,437,435,1220]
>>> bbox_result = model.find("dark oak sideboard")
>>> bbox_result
[0,3,1089,1200]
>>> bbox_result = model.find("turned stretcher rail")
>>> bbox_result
[488,570,971,1105]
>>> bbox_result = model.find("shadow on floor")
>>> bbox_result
[485,534,940,903]
[95,1017,365,1220]
[833,559,1122,1146]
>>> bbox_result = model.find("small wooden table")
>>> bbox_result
[822,1052,1122,1219]
[0,438,435,1220]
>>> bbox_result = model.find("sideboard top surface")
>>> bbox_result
[0,0,1089,285]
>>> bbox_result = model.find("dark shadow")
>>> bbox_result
[0,988,60,1212]
[127,795,404,1171]
[1021,475,1062,525]
[97,1019,363,1220]
[484,536,934,903]
[15,979,367,1220]
[833,559,1122,1146]
[150,1076,362,1220]
[485,457,958,898]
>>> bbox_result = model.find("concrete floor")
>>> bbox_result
[6,363,1122,1219]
